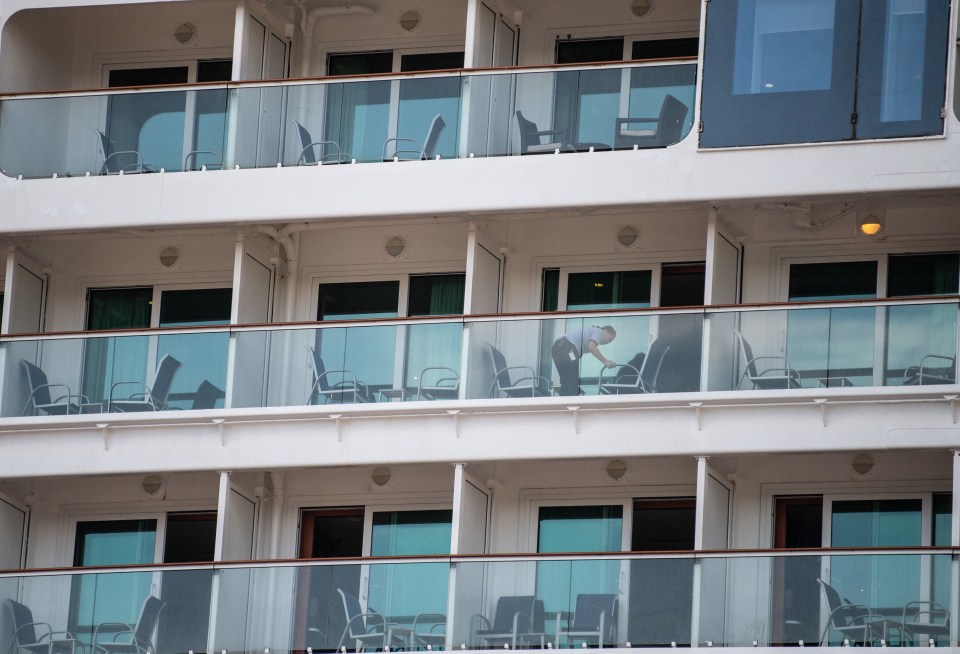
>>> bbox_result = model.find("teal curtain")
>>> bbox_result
[368,510,451,624]
[83,288,152,404]
[537,506,623,638]
[405,275,465,389]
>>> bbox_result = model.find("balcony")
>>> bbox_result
[1,549,955,652]
[1,297,956,420]
[0,61,696,179]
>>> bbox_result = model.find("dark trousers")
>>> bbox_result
[552,337,581,396]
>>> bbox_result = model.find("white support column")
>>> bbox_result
[950,450,959,646]
[690,456,708,647]
[214,470,233,562]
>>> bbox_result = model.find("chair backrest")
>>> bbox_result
[150,355,182,405]
[421,114,446,159]
[656,94,689,145]
[308,347,330,394]
[639,340,670,392]
[571,593,617,632]
[515,111,540,151]
[734,330,759,379]
[93,129,115,173]
[132,596,164,651]
[484,343,512,390]
[338,588,367,636]
[21,360,52,407]
[8,599,39,646]
[817,579,862,628]
[293,120,318,165]
[491,595,536,632]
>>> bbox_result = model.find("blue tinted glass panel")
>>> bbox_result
[700,0,858,147]
[856,0,949,138]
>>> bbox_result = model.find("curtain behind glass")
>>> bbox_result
[537,506,623,638]
[83,288,152,405]
[405,275,465,389]
[830,500,921,613]
[368,510,452,626]
[70,520,157,647]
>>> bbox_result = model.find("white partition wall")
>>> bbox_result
[463,222,504,399]
[703,211,743,391]
[0,247,47,417]
[0,491,26,569]
[209,473,260,654]
[694,457,733,647]
[229,236,275,408]
[448,464,491,647]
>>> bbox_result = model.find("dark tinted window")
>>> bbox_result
[317,281,399,319]
[556,38,624,64]
[400,52,465,72]
[888,253,959,297]
[788,261,877,301]
[632,38,699,60]
[328,51,393,76]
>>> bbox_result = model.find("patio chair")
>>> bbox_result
[614,94,689,149]
[516,111,574,154]
[336,588,409,652]
[307,347,371,405]
[21,360,95,416]
[94,129,155,175]
[817,579,877,646]
[416,366,460,400]
[411,612,446,650]
[292,120,345,165]
[484,343,551,398]
[555,593,618,648]
[92,595,164,654]
[183,150,223,171]
[599,340,670,394]
[472,595,547,649]
[108,354,182,412]
[382,114,446,161]
[6,599,76,654]
[735,330,802,390]
[901,600,950,646]
[903,354,956,386]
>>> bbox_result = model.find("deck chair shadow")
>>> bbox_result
[383,114,446,161]
[92,595,164,654]
[614,94,689,149]
[94,129,155,175]
[6,599,77,654]
[108,354,182,412]
[293,120,346,165]
[735,330,802,390]
[484,343,550,398]
[599,340,670,395]
[307,346,371,405]
[21,360,94,416]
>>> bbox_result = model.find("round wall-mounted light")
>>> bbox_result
[371,466,392,486]
[617,226,639,247]
[159,246,181,268]
[174,23,197,45]
[142,474,164,495]
[385,237,406,257]
[630,0,653,18]
[606,459,627,481]
[399,11,421,32]
[859,215,884,236]
[851,453,874,476]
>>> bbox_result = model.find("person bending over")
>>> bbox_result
[551,325,617,396]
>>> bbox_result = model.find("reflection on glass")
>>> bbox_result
[733,0,836,95]
[878,0,926,123]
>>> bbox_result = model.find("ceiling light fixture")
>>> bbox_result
[859,215,884,237]
[630,0,653,18]
[371,466,392,486]
[617,226,639,247]
[399,11,421,32]
[385,237,406,257]
[174,23,197,45]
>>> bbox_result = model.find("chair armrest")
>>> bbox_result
[532,128,566,138]
[298,140,342,165]
[93,622,135,650]
[15,621,54,642]
[184,150,223,170]
[382,137,421,160]
[22,383,72,415]
[101,151,145,174]
[600,364,640,385]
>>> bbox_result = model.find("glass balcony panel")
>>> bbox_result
[397,77,461,159]
[885,303,958,385]
[2,551,954,652]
